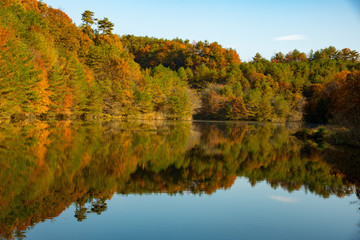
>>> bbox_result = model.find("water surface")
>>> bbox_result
[0,121,359,240]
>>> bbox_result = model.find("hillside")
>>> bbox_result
[0,0,194,120]
[0,0,359,126]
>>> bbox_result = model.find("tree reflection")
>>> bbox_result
[0,120,358,239]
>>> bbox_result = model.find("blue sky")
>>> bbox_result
[42,0,360,61]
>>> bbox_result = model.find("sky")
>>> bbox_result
[42,0,360,61]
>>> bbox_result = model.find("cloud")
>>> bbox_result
[270,195,298,203]
[274,35,307,41]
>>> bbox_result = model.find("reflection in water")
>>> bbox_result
[0,121,359,239]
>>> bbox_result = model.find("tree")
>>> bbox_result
[81,10,95,38]
[81,10,95,27]
[337,48,360,62]
[324,46,337,60]
[271,52,285,63]
[252,52,264,62]
[226,96,248,120]
[330,71,360,127]
[285,49,307,62]
[97,17,114,35]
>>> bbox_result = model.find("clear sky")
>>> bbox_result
[42,0,360,61]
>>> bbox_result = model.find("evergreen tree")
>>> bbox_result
[81,10,95,27]
[97,17,114,35]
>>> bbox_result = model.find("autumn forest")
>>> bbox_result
[0,0,359,127]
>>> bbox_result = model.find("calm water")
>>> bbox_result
[0,121,359,240]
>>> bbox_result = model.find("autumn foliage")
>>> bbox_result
[0,1,192,120]
[0,0,359,123]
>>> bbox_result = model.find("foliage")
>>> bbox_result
[0,0,359,122]
[0,2,192,119]
[121,35,241,74]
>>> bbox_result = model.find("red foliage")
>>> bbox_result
[330,71,360,127]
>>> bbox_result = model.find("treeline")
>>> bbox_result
[121,36,360,123]
[1,0,360,124]
[0,121,357,239]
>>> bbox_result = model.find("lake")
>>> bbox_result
[0,120,359,240]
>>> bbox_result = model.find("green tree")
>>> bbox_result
[81,10,95,27]
[271,52,285,63]
[252,52,264,62]
[97,17,114,35]
[81,10,95,38]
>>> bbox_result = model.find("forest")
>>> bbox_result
[0,0,359,127]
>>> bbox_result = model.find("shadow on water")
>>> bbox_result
[0,120,359,239]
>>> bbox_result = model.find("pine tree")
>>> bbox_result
[97,17,114,35]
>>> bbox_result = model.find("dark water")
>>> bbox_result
[0,121,359,240]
